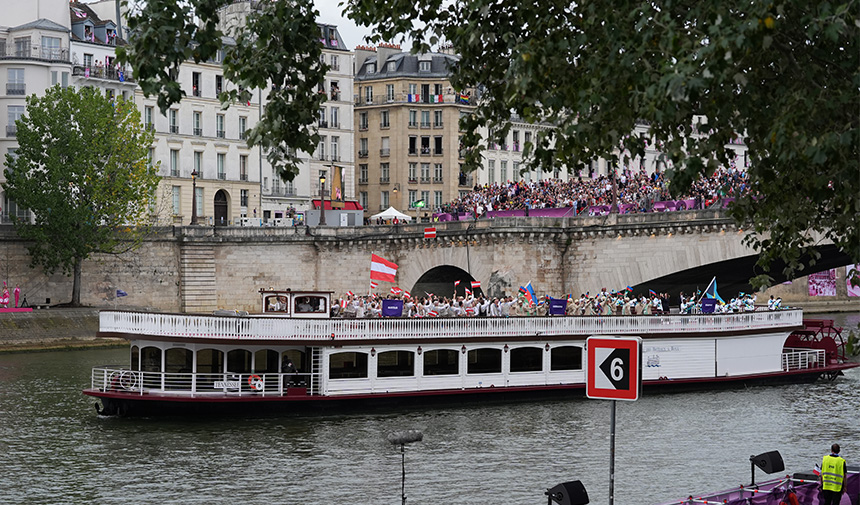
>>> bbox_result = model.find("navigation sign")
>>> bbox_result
[586,336,642,401]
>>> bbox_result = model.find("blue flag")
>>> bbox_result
[116,289,128,297]
[524,282,536,306]
[702,277,724,304]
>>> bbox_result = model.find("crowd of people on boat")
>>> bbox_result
[438,165,750,216]
[331,286,783,319]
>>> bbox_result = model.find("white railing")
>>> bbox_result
[91,367,318,396]
[781,348,825,371]
[99,309,803,342]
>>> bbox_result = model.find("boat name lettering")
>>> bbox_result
[214,381,240,389]
[645,346,680,353]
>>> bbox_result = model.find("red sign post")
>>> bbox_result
[586,336,642,505]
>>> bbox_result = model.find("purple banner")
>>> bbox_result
[381,299,403,317]
[548,298,567,315]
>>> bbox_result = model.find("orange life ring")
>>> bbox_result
[248,374,264,391]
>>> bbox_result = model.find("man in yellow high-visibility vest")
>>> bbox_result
[820,443,847,505]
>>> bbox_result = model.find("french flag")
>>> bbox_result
[370,254,398,283]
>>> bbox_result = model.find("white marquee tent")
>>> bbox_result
[370,207,412,221]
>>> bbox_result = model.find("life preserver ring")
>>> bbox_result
[248,374,264,391]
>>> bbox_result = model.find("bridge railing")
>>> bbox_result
[99,309,803,341]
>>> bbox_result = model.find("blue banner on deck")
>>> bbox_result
[382,299,403,317]
[701,298,717,313]
[549,298,567,315]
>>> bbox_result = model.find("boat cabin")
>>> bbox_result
[260,289,332,318]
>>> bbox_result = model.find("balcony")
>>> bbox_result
[380,122,390,129]
[218,172,226,180]
[420,122,431,128]
[434,122,444,129]
[408,149,417,156]
[169,125,179,134]
[420,177,431,183]
[380,148,390,157]
[318,121,328,129]
[192,87,201,97]
[145,123,155,132]
[358,150,368,158]
[240,173,248,181]
[420,147,431,155]
[331,154,340,162]
[408,122,418,128]
[216,130,225,138]
[72,65,133,83]
[317,153,327,161]
[2,46,69,63]
[239,131,246,140]
[359,124,368,131]
[408,178,418,184]
[330,91,340,101]
[358,177,368,185]
[380,177,390,184]
[6,83,25,95]
[433,177,443,184]
[433,149,443,156]
[193,128,202,136]
[330,121,340,129]
[6,125,17,137]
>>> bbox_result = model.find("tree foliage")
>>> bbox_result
[118,0,327,182]
[2,85,160,306]
[345,0,859,287]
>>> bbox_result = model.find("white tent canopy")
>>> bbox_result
[370,206,412,221]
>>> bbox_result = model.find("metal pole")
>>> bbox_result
[401,443,407,505]
[609,399,616,505]
[191,173,198,225]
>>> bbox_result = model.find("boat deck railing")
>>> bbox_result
[91,367,321,397]
[781,348,825,371]
[99,309,803,341]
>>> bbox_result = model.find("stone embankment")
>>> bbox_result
[0,308,122,353]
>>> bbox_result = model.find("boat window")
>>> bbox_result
[510,347,543,372]
[467,348,502,374]
[282,350,305,372]
[254,349,279,373]
[550,346,583,371]
[130,345,139,371]
[377,350,415,377]
[165,348,193,373]
[227,349,252,373]
[423,349,458,375]
[265,294,289,312]
[196,348,223,374]
[329,352,368,379]
[294,295,327,314]
[140,346,162,372]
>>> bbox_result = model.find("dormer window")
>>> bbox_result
[367,63,375,74]
[419,61,431,72]
[106,29,117,45]
[84,26,94,42]
[386,61,396,72]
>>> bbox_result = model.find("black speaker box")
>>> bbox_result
[546,480,589,505]
[751,450,785,474]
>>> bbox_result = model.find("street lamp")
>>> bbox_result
[191,169,198,225]
[319,172,326,226]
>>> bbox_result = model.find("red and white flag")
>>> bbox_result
[454,280,461,287]
[390,286,402,295]
[403,290,411,299]
[465,287,472,295]
[370,280,378,289]
[424,227,436,239]
[340,299,347,309]
[427,310,438,317]
[346,291,354,297]
[370,254,398,283]
[466,307,476,315]
[471,281,481,289]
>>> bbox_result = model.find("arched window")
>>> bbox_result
[329,352,368,379]
[140,346,162,372]
[130,345,139,371]
[227,349,252,373]
[550,346,583,371]
[467,348,502,374]
[165,348,193,390]
[510,347,542,372]
[423,349,458,376]
[254,349,279,373]
[377,350,415,377]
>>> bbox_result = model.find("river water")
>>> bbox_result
[1,313,857,505]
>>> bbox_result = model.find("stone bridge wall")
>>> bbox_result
[0,210,856,313]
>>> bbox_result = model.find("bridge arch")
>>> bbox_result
[411,265,481,299]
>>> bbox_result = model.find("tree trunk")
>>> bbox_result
[71,257,82,307]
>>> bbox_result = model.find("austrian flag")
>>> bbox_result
[471,281,481,289]
[370,254,398,283]
[370,281,378,289]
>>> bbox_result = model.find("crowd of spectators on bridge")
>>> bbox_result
[438,165,750,217]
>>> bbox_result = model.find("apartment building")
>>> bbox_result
[354,45,475,220]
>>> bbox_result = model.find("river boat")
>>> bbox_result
[84,290,858,416]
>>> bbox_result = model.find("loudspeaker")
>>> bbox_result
[546,481,589,505]
[751,451,785,474]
